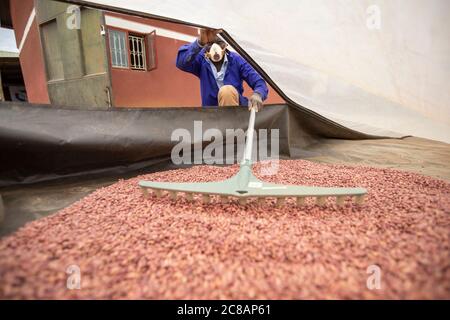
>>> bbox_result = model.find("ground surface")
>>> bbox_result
[0,158,449,299]
[307,137,450,181]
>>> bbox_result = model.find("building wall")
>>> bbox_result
[10,0,50,104]
[106,13,201,107]
[35,0,111,109]
[105,12,284,108]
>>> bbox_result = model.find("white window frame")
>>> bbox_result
[109,29,128,69]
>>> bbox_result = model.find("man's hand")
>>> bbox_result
[248,92,263,112]
[199,28,220,46]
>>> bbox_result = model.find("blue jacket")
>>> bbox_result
[176,40,269,107]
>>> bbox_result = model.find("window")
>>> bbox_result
[108,28,157,71]
[109,29,128,68]
[129,34,146,70]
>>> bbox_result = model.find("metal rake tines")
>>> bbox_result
[138,171,367,207]
[139,186,366,207]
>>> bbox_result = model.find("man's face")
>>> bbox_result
[206,42,227,62]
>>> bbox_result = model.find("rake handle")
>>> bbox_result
[242,107,257,164]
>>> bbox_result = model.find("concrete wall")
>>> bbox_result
[36,0,111,109]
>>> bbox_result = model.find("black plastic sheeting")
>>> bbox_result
[0,102,375,187]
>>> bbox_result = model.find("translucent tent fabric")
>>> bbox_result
[72,0,450,143]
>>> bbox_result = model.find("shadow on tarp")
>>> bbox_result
[0,102,378,187]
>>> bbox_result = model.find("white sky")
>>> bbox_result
[0,27,19,53]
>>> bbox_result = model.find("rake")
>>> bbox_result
[139,108,367,206]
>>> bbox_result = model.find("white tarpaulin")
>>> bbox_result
[72,0,450,143]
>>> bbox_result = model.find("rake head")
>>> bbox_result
[139,162,367,207]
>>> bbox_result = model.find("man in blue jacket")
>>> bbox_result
[176,29,268,110]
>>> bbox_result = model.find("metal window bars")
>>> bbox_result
[129,35,147,71]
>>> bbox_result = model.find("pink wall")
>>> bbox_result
[10,0,50,104]
[108,24,202,107]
